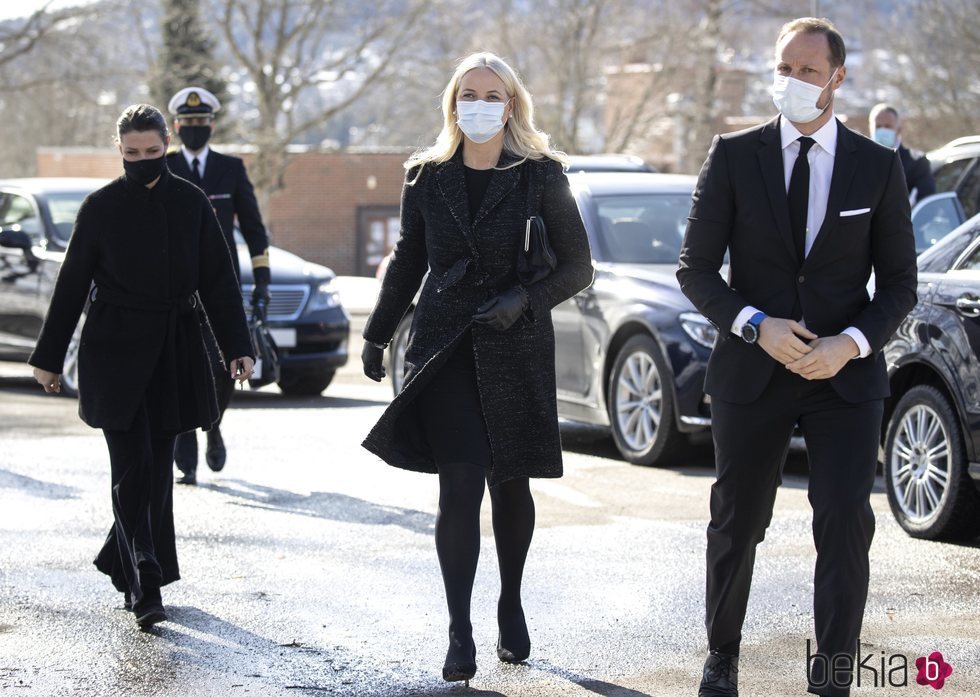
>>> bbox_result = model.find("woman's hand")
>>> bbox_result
[361,342,386,382]
[229,357,255,384]
[33,367,61,394]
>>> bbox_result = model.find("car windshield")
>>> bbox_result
[46,192,89,242]
[592,193,690,263]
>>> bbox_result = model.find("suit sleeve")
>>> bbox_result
[850,150,918,353]
[908,153,936,200]
[197,197,254,362]
[523,160,594,319]
[363,167,430,345]
[28,198,98,373]
[676,135,746,332]
[233,158,271,284]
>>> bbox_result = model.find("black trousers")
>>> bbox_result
[94,401,180,600]
[706,366,882,694]
[174,371,233,472]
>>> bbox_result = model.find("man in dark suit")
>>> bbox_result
[166,86,271,485]
[677,18,917,697]
[869,102,936,205]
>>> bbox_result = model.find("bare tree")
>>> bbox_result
[879,0,980,146]
[217,0,432,209]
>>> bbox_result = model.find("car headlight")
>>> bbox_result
[307,281,341,311]
[679,312,718,349]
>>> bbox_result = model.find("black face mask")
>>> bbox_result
[178,125,212,151]
[123,155,167,186]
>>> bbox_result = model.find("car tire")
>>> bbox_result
[59,313,84,398]
[607,333,685,466]
[884,384,980,540]
[277,370,335,397]
[389,310,413,396]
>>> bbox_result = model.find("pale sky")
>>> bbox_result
[0,0,96,21]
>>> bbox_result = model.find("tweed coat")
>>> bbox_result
[362,150,594,485]
[29,167,254,434]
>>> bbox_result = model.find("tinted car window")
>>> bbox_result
[593,194,690,263]
[958,162,980,219]
[45,192,88,242]
[913,195,965,252]
[933,158,973,192]
[0,192,42,244]
[918,216,980,273]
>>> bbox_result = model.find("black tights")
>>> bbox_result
[435,461,535,643]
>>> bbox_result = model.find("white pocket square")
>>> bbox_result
[840,208,871,217]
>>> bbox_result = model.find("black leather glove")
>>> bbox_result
[251,280,270,323]
[361,341,386,382]
[472,286,529,331]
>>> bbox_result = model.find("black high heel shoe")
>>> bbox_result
[497,606,530,664]
[442,630,477,687]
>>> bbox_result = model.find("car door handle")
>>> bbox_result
[955,295,980,317]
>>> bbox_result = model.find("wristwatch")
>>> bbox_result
[740,311,767,344]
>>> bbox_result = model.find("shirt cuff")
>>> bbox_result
[841,327,871,358]
[731,306,761,337]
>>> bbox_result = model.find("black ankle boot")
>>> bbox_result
[497,603,530,663]
[442,628,477,685]
[133,584,167,629]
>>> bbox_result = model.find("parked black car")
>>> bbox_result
[882,212,980,540]
[388,172,714,466]
[0,177,348,397]
[929,136,980,219]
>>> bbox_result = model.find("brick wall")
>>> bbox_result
[36,147,409,276]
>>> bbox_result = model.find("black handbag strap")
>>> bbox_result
[524,158,545,219]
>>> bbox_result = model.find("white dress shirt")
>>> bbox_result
[731,114,871,358]
[181,145,210,179]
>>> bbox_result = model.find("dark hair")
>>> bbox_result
[777,17,846,68]
[115,104,169,145]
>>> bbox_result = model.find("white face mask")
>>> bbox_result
[772,68,838,124]
[456,100,507,144]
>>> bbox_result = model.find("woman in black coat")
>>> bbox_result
[361,53,593,683]
[29,104,254,629]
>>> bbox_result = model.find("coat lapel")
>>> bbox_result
[434,151,474,246]
[201,150,222,193]
[757,116,799,263]
[473,154,521,228]
[168,152,191,181]
[805,119,857,264]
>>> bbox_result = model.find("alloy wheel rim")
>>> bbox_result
[890,404,951,524]
[615,351,662,452]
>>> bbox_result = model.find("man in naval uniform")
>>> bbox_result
[166,86,271,485]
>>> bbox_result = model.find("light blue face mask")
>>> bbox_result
[874,127,898,149]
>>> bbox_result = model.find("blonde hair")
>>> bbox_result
[405,52,567,175]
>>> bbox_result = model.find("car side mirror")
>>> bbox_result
[0,228,32,249]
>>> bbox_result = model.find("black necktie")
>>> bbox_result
[787,136,815,262]
[191,157,202,185]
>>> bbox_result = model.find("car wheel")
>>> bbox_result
[389,310,413,396]
[277,370,335,397]
[607,334,685,466]
[60,314,84,398]
[884,384,980,539]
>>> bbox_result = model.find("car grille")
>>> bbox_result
[242,283,310,322]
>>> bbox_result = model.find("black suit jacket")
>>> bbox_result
[898,144,936,202]
[167,149,268,279]
[677,116,917,404]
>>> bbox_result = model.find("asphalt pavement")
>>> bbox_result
[1,306,978,696]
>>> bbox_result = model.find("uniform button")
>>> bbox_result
[798,275,805,283]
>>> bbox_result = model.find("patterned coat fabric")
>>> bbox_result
[362,150,594,486]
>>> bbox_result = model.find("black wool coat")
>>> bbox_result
[29,167,254,434]
[362,151,594,485]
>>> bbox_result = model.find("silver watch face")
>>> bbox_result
[742,323,758,343]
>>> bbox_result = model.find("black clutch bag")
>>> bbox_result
[516,162,557,285]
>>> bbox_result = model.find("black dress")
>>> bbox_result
[416,166,494,469]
